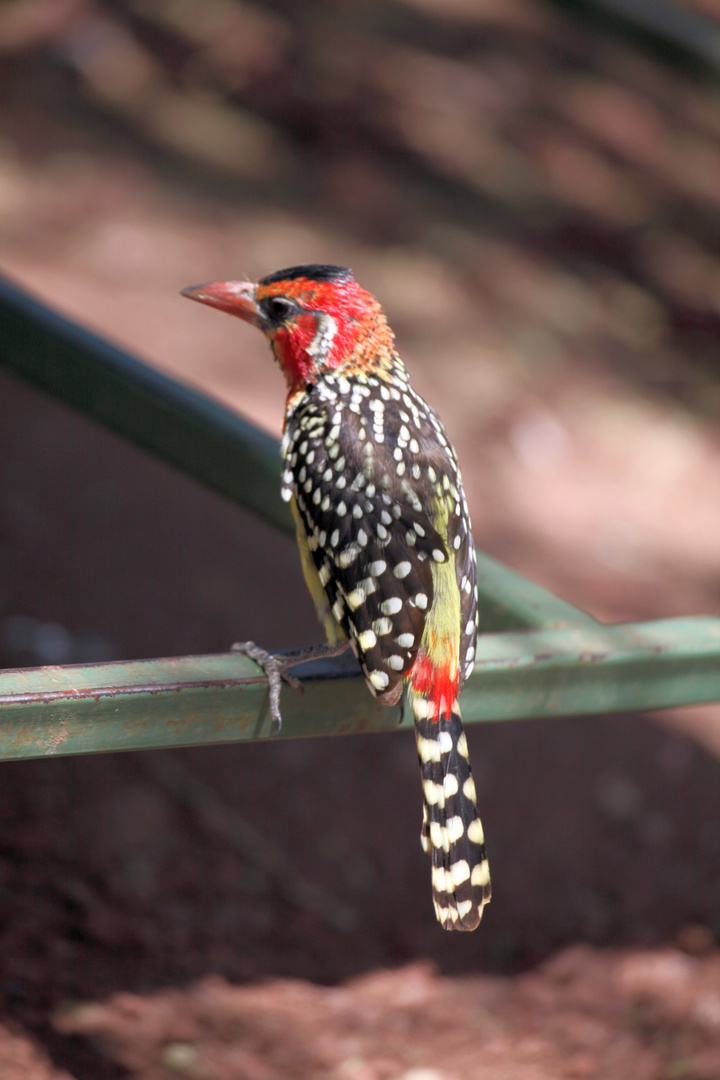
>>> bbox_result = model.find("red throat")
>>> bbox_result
[259,277,380,395]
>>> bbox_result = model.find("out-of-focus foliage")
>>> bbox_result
[1,0,720,412]
[1,0,720,623]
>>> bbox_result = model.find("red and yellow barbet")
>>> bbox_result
[183,265,491,931]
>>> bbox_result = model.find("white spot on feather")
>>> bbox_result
[450,860,470,886]
[369,670,389,690]
[381,597,402,615]
[471,861,490,886]
[438,730,453,754]
[468,819,484,845]
[446,816,465,843]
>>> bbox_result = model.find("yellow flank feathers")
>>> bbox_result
[290,497,347,645]
[418,497,460,677]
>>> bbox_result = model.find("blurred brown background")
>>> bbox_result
[1,1,720,1078]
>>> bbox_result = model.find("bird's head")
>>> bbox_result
[182,264,392,395]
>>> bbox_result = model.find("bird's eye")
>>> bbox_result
[264,297,295,323]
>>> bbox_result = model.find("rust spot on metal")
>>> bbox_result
[46,721,69,753]
[0,676,267,708]
[475,657,520,669]
[9,726,38,747]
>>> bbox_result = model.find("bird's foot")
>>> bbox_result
[231,640,351,733]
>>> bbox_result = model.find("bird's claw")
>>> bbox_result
[231,640,299,733]
[231,638,351,733]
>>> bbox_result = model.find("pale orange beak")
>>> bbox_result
[180,280,264,329]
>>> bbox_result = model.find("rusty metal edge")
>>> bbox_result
[0,616,719,760]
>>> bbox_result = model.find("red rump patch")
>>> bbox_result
[410,651,459,721]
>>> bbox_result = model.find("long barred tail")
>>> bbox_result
[413,699,491,931]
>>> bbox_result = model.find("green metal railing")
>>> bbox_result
[1,275,719,762]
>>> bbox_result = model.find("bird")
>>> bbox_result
[182,264,491,931]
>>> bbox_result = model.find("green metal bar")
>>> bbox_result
[1,616,718,762]
[462,615,720,722]
[474,552,597,632]
[0,274,594,632]
[0,275,291,537]
[0,653,403,760]
[553,0,720,74]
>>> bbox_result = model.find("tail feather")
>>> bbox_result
[413,701,491,931]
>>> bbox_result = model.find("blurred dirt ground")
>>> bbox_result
[11,949,720,1079]
[1,0,720,1077]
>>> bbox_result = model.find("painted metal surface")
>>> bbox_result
[0,652,402,760]
[474,551,597,631]
[1,617,718,761]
